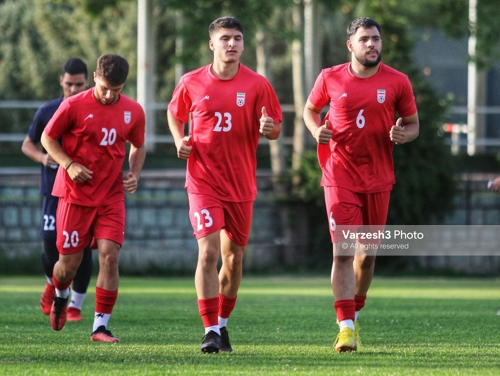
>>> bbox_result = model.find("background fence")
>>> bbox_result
[1,168,500,275]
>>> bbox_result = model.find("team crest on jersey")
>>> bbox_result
[377,89,386,104]
[236,92,245,107]
[124,111,131,124]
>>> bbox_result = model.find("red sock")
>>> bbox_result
[354,295,366,312]
[334,299,355,322]
[218,294,237,319]
[95,286,118,314]
[52,274,72,291]
[198,297,219,327]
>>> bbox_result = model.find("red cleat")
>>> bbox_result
[40,283,55,315]
[91,326,120,343]
[50,296,68,331]
[67,307,83,321]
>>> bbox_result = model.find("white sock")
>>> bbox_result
[55,288,70,299]
[339,319,355,331]
[218,317,228,328]
[355,311,359,321]
[205,325,220,335]
[93,313,111,332]
[69,291,86,310]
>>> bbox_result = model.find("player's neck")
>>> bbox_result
[349,61,380,78]
[211,61,240,80]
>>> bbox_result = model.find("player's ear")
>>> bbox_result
[209,39,215,51]
[346,39,353,52]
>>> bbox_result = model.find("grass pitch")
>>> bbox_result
[0,276,499,375]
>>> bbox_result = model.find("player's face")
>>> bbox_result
[209,28,244,63]
[347,26,382,67]
[93,73,124,105]
[60,73,88,100]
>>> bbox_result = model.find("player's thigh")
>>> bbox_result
[188,193,225,240]
[222,200,253,247]
[93,201,126,247]
[56,198,96,255]
[324,186,363,243]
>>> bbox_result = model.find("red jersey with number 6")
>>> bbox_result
[308,62,417,193]
[168,63,282,202]
[45,88,145,206]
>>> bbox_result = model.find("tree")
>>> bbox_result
[0,0,140,100]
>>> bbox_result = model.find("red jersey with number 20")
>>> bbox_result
[308,62,417,193]
[45,88,145,206]
[168,63,282,202]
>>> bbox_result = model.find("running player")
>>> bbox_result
[41,54,146,342]
[22,58,93,322]
[167,16,282,353]
[303,17,419,352]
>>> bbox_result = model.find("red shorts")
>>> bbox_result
[324,186,390,244]
[56,198,125,255]
[188,193,253,246]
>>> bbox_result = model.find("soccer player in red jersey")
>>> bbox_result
[167,16,282,353]
[22,58,93,322]
[41,54,146,342]
[303,17,419,352]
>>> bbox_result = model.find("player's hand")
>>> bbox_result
[314,120,333,144]
[259,107,273,137]
[66,162,93,183]
[489,177,500,192]
[176,135,192,160]
[123,172,138,194]
[42,153,58,169]
[390,118,405,144]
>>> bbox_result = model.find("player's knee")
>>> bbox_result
[333,255,354,265]
[100,251,119,268]
[57,262,78,281]
[224,250,244,267]
[356,255,376,269]
[198,246,219,267]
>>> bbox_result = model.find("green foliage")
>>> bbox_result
[292,150,323,204]
[0,0,140,101]
[1,276,500,375]
[438,0,499,69]
[0,1,54,99]
[158,0,293,75]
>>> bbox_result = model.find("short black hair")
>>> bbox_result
[62,58,88,79]
[95,54,129,86]
[347,17,381,37]
[209,17,244,36]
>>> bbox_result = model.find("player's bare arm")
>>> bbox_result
[21,135,58,167]
[123,143,146,194]
[259,106,281,140]
[303,100,333,144]
[41,131,93,183]
[389,112,419,145]
[167,110,192,159]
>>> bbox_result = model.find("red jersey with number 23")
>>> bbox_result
[168,63,282,202]
[45,88,145,206]
[308,62,417,193]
